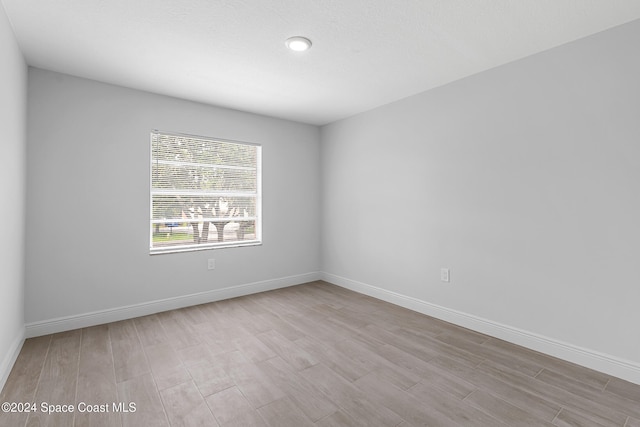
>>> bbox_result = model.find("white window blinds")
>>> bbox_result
[150,131,261,253]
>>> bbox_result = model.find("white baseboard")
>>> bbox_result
[0,326,25,394]
[25,272,321,338]
[322,272,640,385]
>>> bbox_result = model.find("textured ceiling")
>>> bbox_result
[2,0,640,125]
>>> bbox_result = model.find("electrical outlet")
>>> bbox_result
[207,259,216,270]
[440,268,450,282]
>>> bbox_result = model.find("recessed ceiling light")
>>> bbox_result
[285,36,312,52]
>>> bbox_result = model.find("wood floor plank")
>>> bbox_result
[436,332,544,377]
[26,330,81,427]
[327,305,391,330]
[477,361,628,426]
[368,305,449,337]
[117,373,168,427]
[74,325,121,427]
[109,320,150,383]
[133,314,168,347]
[375,344,476,399]
[193,323,242,356]
[191,300,240,328]
[536,367,605,394]
[553,407,612,427]
[626,417,640,427]
[0,335,51,400]
[316,284,389,312]
[343,328,393,351]
[294,336,371,382]
[259,313,307,341]
[143,342,190,391]
[285,284,343,309]
[156,310,201,350]
[482,337,612,391]
[256,396,314,427]
[175,343,213,367]
[205,386,265,427]
[186,360,234,398]
[436,327,491,345]
[159,380,218,426]
[300,281,347,309]
[299,363,403,427]
[333,338,419,390]
[361,324,440,363]
[463,389,555,426]
[231,310,275,336]
[256,356,337,422]
[179,305,210,326]
[394,327,486,368]
[233,336,276,363]
[279,311,348,344]
[313,304,370,331]
[206,350,247,373]
[428,356,562,421]
[403,377,509,426]
[232,295,274,318]
[225,354,286,408]
[255,329,318,371]
[249,292,299,318]
[606,377,640,403]
[0,335,51,427]
[315,411,361,427]
[536,368,640,419]
[354,371,463,427]
[143,343,183,374]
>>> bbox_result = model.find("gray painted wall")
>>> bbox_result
[0,3,26,385]
[321,20,640,364]
[25,69,321,323]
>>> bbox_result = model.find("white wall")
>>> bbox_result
[0,2,27,388]
[321,19,640,376]
[25,69,321,327]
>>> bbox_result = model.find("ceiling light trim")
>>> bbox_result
[285,36,312,52]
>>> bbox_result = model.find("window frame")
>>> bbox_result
[149,130,262,255]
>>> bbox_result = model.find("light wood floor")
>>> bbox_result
[2,281,639,427]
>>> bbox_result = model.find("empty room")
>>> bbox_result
[1,1,640,426]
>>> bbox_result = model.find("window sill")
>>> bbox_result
[149,240,262,255]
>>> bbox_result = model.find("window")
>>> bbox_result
[150,130,261,254]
